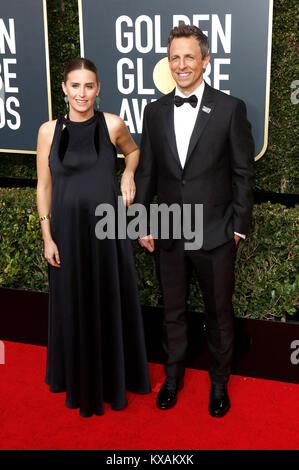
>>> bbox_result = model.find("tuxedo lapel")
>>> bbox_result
[184,83,216,168]
[160,90,183,171]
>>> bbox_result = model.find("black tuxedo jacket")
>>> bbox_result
[135,82,255,251]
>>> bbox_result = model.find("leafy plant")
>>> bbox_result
[0,188,48,291]
[0,189,297,321]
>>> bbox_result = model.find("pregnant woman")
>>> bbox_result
[36,58,151,417]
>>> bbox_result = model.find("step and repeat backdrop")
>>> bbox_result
[1,1,298,384]
[0,0,273,158]
[79,0,273,160]
[0,0,51,154]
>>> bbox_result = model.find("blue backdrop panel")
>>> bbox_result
[79,0,273,159]
[0,0,51,153]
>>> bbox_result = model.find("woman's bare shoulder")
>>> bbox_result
[38,120,58,143]
[103,112,125,131]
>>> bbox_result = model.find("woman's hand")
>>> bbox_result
[44,239,61,268]
[120,169,136,207]
[103,113,139,208]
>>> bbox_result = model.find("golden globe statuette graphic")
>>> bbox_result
[117,57,175,158]
[153,57,176,95]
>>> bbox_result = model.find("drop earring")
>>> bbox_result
[64,96,69,111]
[95,95,100,111]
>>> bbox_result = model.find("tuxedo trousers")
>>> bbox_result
[157,238,237,384]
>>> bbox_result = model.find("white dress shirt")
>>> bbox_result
[173,81,245,240]
[174,81,205,169]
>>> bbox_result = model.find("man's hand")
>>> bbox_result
[138,234,155,252]
[234,234,241,245]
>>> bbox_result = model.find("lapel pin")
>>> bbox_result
[202,106,211,114]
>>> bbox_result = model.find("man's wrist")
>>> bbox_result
[234,232,245,240]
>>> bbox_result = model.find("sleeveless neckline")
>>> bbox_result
[62,112,99,126]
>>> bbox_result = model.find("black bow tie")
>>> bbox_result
[174,94,198,108]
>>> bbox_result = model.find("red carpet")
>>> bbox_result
[0,341,298,450]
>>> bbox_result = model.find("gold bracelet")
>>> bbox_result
[39,214,51,222]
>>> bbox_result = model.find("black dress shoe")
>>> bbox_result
[208,382,230,418]
[156,377,184,410]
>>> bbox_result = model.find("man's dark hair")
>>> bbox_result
[167,25,209,59]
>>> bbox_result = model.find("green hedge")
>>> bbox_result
[0,188,47,292]
[0,187,298,321]
[254,0,299,193]
[0,1,298,322]
[0,0,298,193]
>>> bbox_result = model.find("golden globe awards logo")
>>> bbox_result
[0,18,21,130]
[80,0,273,158]
[114,14,232,134]
[1,0,51,153]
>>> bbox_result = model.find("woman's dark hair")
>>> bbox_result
[167,25,209,59]
[63,57,99,83]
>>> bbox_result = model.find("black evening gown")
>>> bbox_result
[45,111,151,417]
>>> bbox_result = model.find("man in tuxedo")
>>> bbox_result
[135,25,254,417]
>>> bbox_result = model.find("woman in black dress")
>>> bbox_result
[36,58,151,417]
